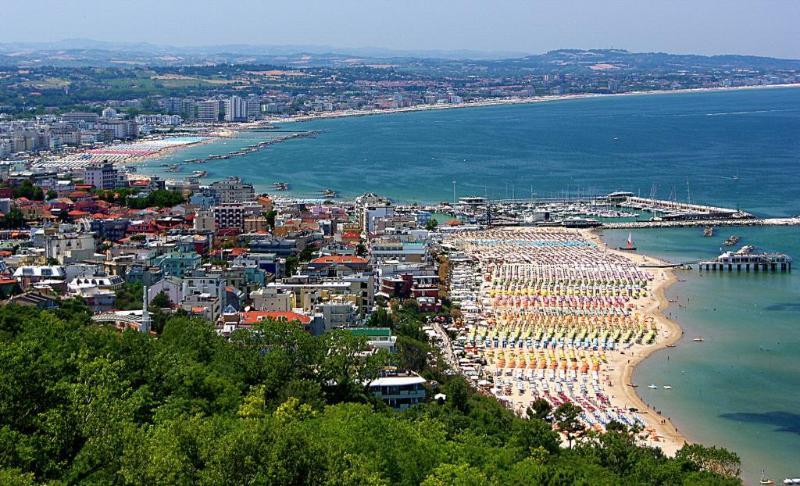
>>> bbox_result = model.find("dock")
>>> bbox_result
[603,217,800,229]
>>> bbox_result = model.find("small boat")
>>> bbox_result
[648,384,658,389]
[272,182,289,191]
[666,344,677,348]
[723,235,741,246]
[760,469,774,485]
[618,232,637,251]
[321,189,337,198]
[703,226,714,237]
[628,383,639,388]
[192,170,207,178]
[693,337,704,342]
[663,385,672,390]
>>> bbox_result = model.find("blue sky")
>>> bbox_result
[2,0,799,58]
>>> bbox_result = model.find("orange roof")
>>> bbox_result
[311,255,368,265]
[241,311,311,325]
[68,210,89,217]
[229,247,247,256]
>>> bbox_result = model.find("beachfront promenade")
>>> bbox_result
[442,227,683,452]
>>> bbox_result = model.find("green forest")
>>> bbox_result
[0,301,741,485]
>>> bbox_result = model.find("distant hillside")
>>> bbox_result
[0,41,798,71]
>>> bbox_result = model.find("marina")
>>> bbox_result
[437,193,800,231]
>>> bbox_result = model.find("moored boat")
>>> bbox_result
[618,232,637,251]
[723,235,741,246]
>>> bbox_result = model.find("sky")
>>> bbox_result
[2,0,799,59]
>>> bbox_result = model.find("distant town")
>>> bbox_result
[2,47,800,161]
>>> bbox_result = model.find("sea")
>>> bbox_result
[141,87,800,482]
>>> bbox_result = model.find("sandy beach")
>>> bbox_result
[269,82,800,125]
[444,226,689,456]
[584,229,687,454]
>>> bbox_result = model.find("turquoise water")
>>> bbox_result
[140,88,800,480]
[602,227,800,483]
[147,88,800,217]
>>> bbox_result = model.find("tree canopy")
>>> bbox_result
[0,304,741,485]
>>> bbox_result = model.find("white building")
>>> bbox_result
[83,162,118,190]
[368,370,427,410]
[250,286,293,312]
[224,96,247,122]
[44,232,96,264]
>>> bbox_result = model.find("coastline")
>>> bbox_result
[585,229,688,455]
[268,82,800,124]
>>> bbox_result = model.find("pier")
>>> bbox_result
[697,246,792,273]
[615,195,751,220]
[602,217,800,229]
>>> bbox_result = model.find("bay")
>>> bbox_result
[141,87,800,481]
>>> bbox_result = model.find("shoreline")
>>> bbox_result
[267,82,800,125]
[444,227,690,456]
[585,229,688,454]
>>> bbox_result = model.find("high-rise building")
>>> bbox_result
[196,100,221,122]
[246,96,262,120]
[224,96,247,122]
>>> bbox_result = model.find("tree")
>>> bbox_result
[284,255,299,276]
[553,402,584,448]
[425,218,439,231]
[676,444,741,479]
[265,209,277,229]
[150,291,172,309]
[114,283,143,310]
[444,377,470,413]
[511,417,560,454]
[1,206,26,229]
[528,398,552,422]
[396,336,429,372]
[422,463,487,486]
[298,245,316,262]
[367,306,393,327]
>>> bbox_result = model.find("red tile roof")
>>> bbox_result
[241,311,311,325]
[311,255,368,265]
